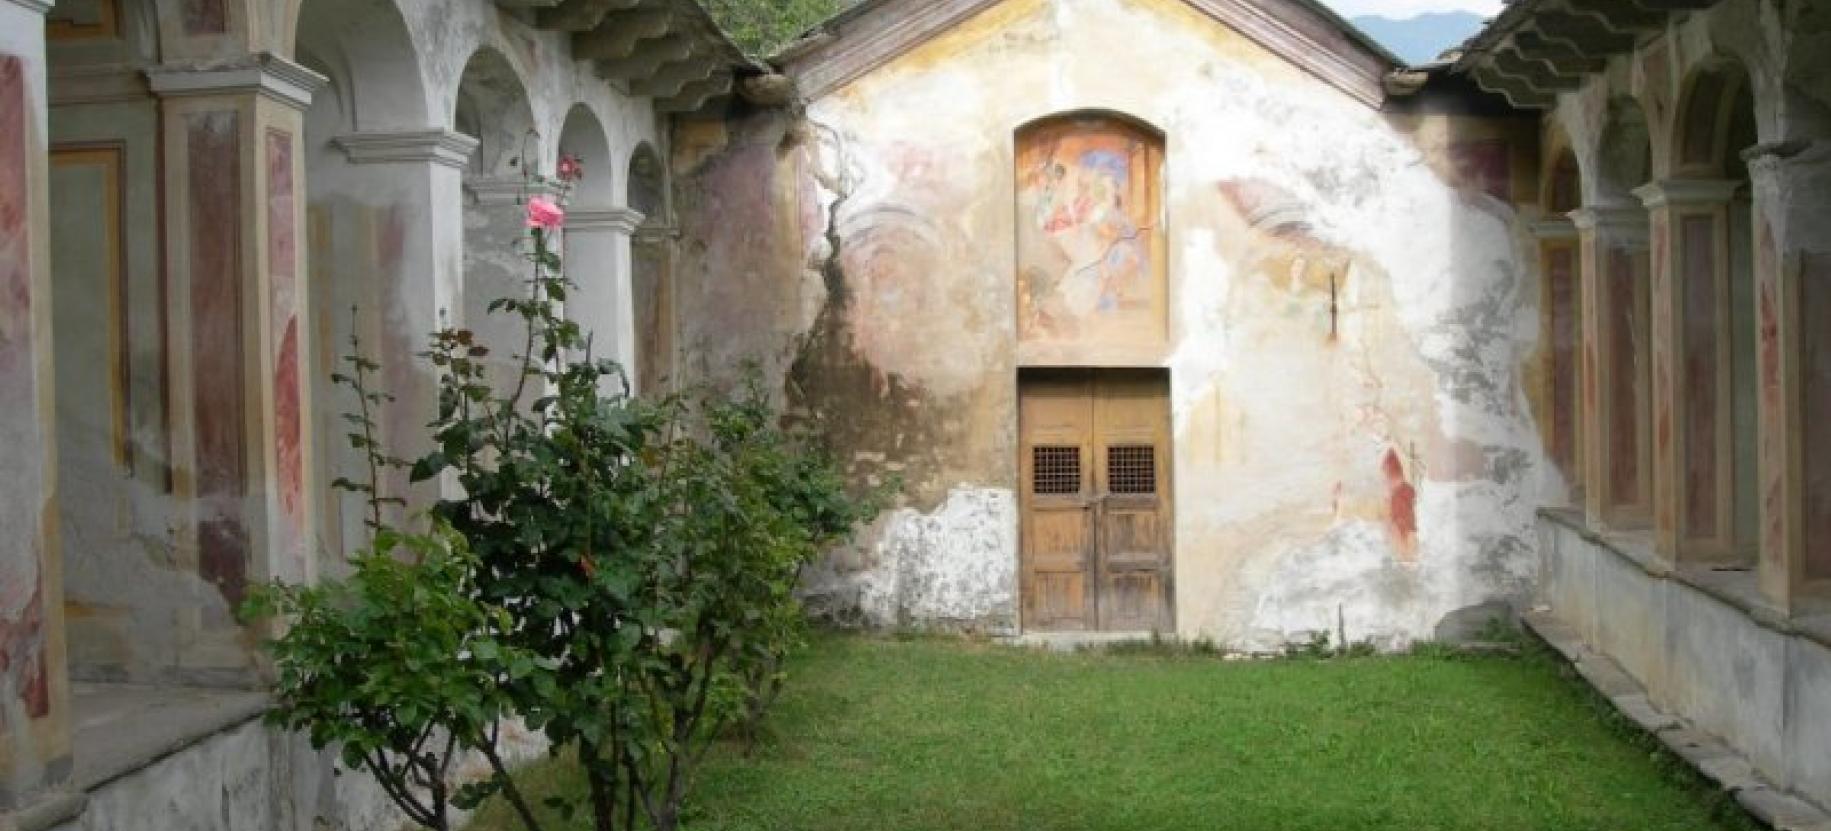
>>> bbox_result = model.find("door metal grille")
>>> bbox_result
[1107,445,1157,494]
[1032,445,1082,495]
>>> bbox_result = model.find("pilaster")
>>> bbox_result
[1534,217,1582,500]
[1571,205,1652,532]
[318,128,477,530]
[1634,178,1742,564]
[0,0,74,812]
[564,206,644,388]
[1746,141,1831,610]
[148,54,324,672]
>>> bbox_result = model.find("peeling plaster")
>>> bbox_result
[679,0,1552,645]
[802,487,1018,632]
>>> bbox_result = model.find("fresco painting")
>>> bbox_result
[189,110,250,607]
[267,129,303,538]
[0,53,50,724]
[1016,117,1164,345]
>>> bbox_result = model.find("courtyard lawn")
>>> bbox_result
[469,633,1759,831]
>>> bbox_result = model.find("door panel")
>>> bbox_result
[1093,372,1173,632]
[1020,370,1173,633]
[1020,374,1096,631]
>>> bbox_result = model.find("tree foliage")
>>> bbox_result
[701,0,852,56]
[248,159,881,831]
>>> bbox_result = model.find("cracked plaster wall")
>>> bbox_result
[675,0,1555,647]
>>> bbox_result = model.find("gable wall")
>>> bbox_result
[673,0,1554,647]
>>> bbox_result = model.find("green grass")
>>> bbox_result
[470,633,1759,831]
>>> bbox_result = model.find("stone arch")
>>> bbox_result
[291,0,429,133]
[627,141,670,394]
[1537,124,1583,498]
[1539,120,1580,216]
[556,105,632,379]
[455,46,537,178]
[1673,57,1758,180]
[456,46,541,397]
[293,0,436,556]
[627,141,666,223]
[558,104,615,207]
[1592,96,1653,205]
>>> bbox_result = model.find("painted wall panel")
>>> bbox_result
[187,110,247,608]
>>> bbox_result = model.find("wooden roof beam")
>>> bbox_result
[1473,64,1556,109]
[1492,47,1586,91]
[1510,30,1609,75]
[658,72,733,113]
[1526,11,1638,53]
[539,0,643,32]
[572,10,675,61]
[596,35,692,81]
[1560,0,1664,32]
[629,54,718,98]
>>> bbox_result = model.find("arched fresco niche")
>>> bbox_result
[457,47,539,397]
[1671,59,1760,560]
[296,0,431,557]
[1015,113,1166,349]
[628,142,671,395]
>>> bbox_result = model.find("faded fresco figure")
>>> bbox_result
[1017,117,1164,344]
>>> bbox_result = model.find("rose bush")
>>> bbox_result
[248,157,879,831]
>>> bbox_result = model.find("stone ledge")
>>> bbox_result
[1522,610,1831,830]
[70,683,271,792]
[1538,509,1829,648]
[0,790,86,831]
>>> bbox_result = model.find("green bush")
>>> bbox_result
[248,160,880,831]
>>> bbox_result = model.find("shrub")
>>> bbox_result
[248,158,879,831]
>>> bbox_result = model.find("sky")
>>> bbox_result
[1317,0,1500,18]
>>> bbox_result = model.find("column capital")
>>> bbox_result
[464,174,562,207]
[1530,217,1578,241]
[1568,204,1648,239]
[146,53,326,111]
[633,221,677,244]
[333,129,479,169]
[1632,178,1742,210]
[3,0,54,15]
[566,206,645,234]
[1743,138,1831,180]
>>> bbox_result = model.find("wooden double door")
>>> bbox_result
[1019,369,1174,633]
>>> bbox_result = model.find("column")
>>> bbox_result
[630,221,676,396]
[564,205,643,392]
[1571,205,1652,532]
[0,0,74,815]
[144,54,323,668]
[1533,217,1582,503]
[463,175,560,398]
[1636,179,1742,563]
[325,129,475,534]
[1748,140,1831,610]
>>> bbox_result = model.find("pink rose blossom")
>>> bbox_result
[556,155,583,183]
[526,196,565,230]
